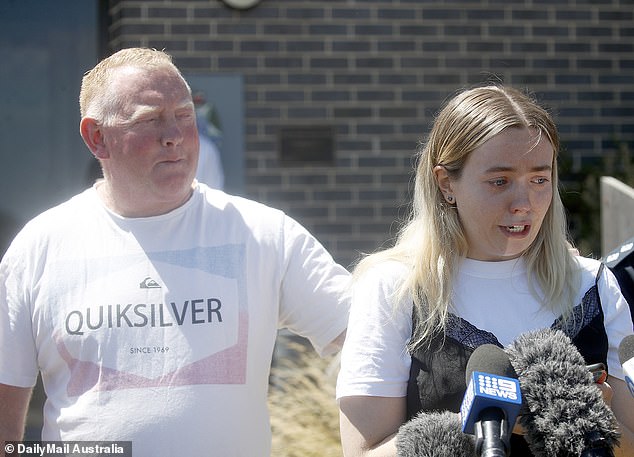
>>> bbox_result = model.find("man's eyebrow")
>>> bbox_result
[176,100,195,110]
[484,164,552,173]
[128,105,158,120]
[127,100,194,121]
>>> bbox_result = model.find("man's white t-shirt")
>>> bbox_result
[0,183,350,456]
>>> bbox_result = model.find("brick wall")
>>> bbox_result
[108,0,634,267]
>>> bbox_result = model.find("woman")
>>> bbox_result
[336,85,634,456]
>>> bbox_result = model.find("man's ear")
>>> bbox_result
[80,117,109,159]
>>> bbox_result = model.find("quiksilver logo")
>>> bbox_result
[140,277,161,289]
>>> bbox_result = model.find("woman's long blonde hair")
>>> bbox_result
[355,85,578,350]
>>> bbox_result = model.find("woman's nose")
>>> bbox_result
[510,183,531,213]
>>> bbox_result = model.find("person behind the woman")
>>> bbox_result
[336,85,634,457]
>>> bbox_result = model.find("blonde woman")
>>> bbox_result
[336,85,634,456]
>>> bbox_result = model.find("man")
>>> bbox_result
[0,48,350,456]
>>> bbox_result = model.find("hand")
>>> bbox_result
[595,379,614,407]
[512,417,526,435]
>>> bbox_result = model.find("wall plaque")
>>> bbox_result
[279,126,335,165]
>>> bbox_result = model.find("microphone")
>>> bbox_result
[396,410,476,457]
[460,344,522,457]
[507,328,620,457]
[618,334,634,397]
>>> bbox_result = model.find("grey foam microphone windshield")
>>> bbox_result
[396,410,476,457]
[506,328,620,457]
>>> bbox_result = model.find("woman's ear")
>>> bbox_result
[80,117,109,159]
[433,165,455,203]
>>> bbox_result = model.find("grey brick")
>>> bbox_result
[109,0,634,266]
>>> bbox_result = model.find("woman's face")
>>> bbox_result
[436,127,554,261]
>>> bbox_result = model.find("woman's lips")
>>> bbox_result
[501,225,530,236]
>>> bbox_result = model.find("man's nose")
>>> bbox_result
[161,119,184,147]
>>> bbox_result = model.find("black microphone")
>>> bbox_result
[460,344,522,457]
[507,328,620,457]
[618,334,634,397]
[396,410,476,457]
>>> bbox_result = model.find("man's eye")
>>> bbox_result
[136,117,157,124]
[491,178,506,186]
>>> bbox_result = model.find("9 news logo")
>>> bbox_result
[477,373,519,401]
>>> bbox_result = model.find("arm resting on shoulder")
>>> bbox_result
[0,383,32,447]
[607,376,634,457]
[339,395,405,457]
